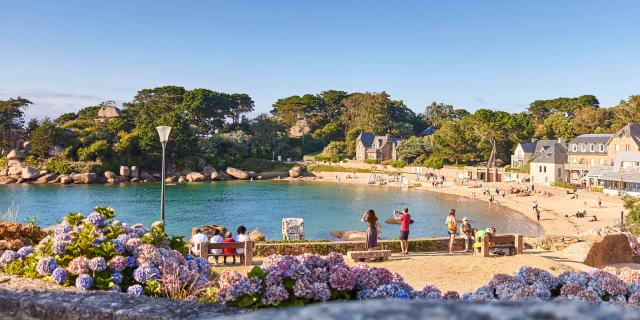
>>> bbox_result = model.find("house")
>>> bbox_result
[565,133,614,184]
[592,151,640,196]
[510,139,559,168]
[529,142,568,184]
[355,132,401,162]
[606,123,640,165]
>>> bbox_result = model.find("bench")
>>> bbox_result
[347,250,391,262]
[196,241,254,266]
[474,234,523,257]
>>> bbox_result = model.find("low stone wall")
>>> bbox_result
[255,237,466,256]
[560,234,634,268]
[0,289,244,320]
[524,235,581,251]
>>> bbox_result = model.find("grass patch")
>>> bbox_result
[551,182,577,189]
[235,158,295,172]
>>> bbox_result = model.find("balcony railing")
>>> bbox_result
[565,164,613,171]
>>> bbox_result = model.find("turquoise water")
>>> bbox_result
[0,181,542,240]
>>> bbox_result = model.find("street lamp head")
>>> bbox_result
[156,126,172,144]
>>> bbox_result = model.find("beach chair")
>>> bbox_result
[282,218,304,240]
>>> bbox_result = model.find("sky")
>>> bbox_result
[1,1,639,120]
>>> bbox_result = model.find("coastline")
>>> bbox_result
[288,170,626,237]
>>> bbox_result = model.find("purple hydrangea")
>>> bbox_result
[36,257,58,275]
[217,277,263,303]
[16,246,35,259]
[443,291,460,300]
[329,266,356,291]
[111,239,126,253]
[93,235,107,247]
[54,221,71,235]
[415,284,442,301]
[67,256,90,275]
[195,257,210,273]
[89,257,107,272]
[356,289,375,300]
[558,271,590,287]
[372,282,416,300]
[184,254,195,261]
[75,274,94,290]
[111,272,123,284]
[629,292,640,306]
[126,256,137,268]
[516,266,558,290]
[125,238,142,254]
[628,281,640,295]
[116,233,131,243]
[84,212,105,227]
[52,241,70,255]
[51,267,67,284]
[0,250,17,265]
[261,284,289,306]
[325,252,345,268]
[127,284,144,296]
[133,265,160,284]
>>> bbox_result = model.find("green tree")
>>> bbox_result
[396,136,431,163]
[431,118,479,164]
[250,114,287,159]
[0,97,32,149]
[543,112,575,140]
[528,95,599,122]
[180,89,232,135]
[229,93,255,124]
[571,106,613,135]
[611,95,640,131]
[424,102,454,127]
[29,118,60,158]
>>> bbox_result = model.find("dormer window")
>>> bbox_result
[590,144,595,152]
[599,144,605,152]
[572,144,577,152]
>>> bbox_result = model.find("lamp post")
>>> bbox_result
[156,126,172,223]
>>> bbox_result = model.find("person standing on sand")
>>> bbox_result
[446,209,458,253]
[460,217,475,252]
[394,208,411,255]
[361,210,379,250]
[598,197,602,208]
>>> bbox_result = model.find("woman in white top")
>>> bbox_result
[190,228,209,255]
[235,225,250,254]
[209,229,224,264]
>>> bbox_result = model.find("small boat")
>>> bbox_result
[385,217,400,224]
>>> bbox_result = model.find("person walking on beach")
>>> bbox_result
[446,209,458,253]
[394,208,411,255]
[598,197,602,208]
[361,209,379,250]
[532,200,538,213]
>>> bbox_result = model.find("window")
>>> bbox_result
[599,144,605,152]
[590,144,595,152]
[543,166,547,173]
[539,166,542,173]
[572,144,577,152]
[557,168,561,176]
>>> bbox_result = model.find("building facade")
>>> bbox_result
[606,123,640,165]
[529,142,568,184]
[355,133,401,162]
[566,134,614,184]
[510,139,558,168]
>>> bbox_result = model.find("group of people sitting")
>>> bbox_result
[448,210,497,253]
[189,225,250,265]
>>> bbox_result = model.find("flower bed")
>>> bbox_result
[0,207,208,299]
[211,254,640,309]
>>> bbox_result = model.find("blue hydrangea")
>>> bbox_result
[84,212,105,227]
[111,272,123,284]
[93,235,107,247]
[0,250,17,265]
[126,256,137,268]
[16,246,35,259]
[54,221,71,235]
[558,271,590,287]
[127,284,144,296]
[195,257,210,273]
[356,289,375,300]
[51,267,67,284]
[133,265,160,284]
[36,257,58,275]
[393,289,411,299]
[628,281,640,295]
[89,257,107,272]
[75,274,94,290]
[111,239,126,253]
[184,254,195,261]
[52,241,69,255]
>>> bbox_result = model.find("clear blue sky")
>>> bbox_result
[1,1,639,120]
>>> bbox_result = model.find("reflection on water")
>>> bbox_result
[0,181,543,240]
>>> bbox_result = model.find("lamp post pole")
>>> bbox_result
[156,126,172,224]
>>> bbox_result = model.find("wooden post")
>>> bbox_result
[515,234,524,254]
[482,236,490,257]
[244,241,254,266]
[198,242,208,260]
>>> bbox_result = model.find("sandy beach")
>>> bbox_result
[296,169,627,237]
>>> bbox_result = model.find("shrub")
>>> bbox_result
[423,156,443,169]
[363,159,377,164]
[0,157,7,169]
[389,160,407,169]
[551,182,576,189]
[588,187,603,193]
[46,158,74,175]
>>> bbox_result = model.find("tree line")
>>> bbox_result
[1,87,639,172]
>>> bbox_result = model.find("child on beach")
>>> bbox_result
[223,232,236,264]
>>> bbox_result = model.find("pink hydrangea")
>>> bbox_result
[329,266,356,291]
[108,255,127,272]
[67,256,90,275]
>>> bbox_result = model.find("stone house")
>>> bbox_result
[510,139,559,168]
[566,134,614,184]
[606,123,640,165]
[529,142,568,185]
[355,133,401,162]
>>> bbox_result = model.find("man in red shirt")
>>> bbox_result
[394,208,411,255]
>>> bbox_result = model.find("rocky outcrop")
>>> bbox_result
[178,176,186,183]
[331,230,371,241]
[140,171,155,181]
[6,150,25,160]
[524,236,580,251]
[289,165,306,178]
[0,168,7,177]
[59,175,73,184]
[187,172,206,182]
[165,176,178,183]
[226,167,250,180]
[211,171,232,181]
[104,171,117,180]
[119,166,130,177]
[72,173,97,184]
[0,177,17,184]
[36,173,58,184]
[20,166,40,180]
[8,164,22,176]
[249,230,266,242]
[130,166,139,179]
[560,234,634,267]
[202,165,214,176]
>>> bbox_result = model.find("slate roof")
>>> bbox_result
[531,143,568,164]
[614,123,640,147]
[518,140,558,155]
[569,134,614,145]
[357,132,401,151]
[418,125,437,136]
[357,132,375,149]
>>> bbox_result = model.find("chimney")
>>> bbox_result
[531,138,538,143]
[558,138,565,146]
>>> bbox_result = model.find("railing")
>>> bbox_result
[565,164,613,171]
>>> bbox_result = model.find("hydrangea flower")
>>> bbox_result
[195,257,209,273]
[558,271,590,287]
[627,281,640,295]
[54,220,71,235]
[111,239,126,253]
[325,252,345,267]
[133,264,160,284]
[329,266,356,291]
[89,257,107,272]
[218,270,244,287]
[0,250,17,265]
[51,267,67,284]
[218,277,263,303]
[261,284,289,306]
[356,288,375,300]
[515,266,558,290]
[93,234,107,247]
[67,256,90,275]
[443,291,460,300]
[394,289,411,299]
[629,292,640,306]
[108,255,127,272]
[108,284,121,292]
[75,274,94,290]
[36,257,58,275]
[125,238,142,254]
[111,272,123,284]
[116,233,131,243]
[16,246,35,259]
[415,284,441,301]
[127,284,144,296]
[126,256,137,268]
[52,241,69,255]
[84,212,105,227]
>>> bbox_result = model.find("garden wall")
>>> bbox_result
[255,237,466,256]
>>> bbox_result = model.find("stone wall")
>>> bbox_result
[524,235,580,251]
[255,237,466,256]
[560,234,634,268]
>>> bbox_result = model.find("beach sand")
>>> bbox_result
[295,170,627,237]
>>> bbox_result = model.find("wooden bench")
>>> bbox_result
[196,241,254,266]
[474,234,523,257]
[347,250,391,262]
